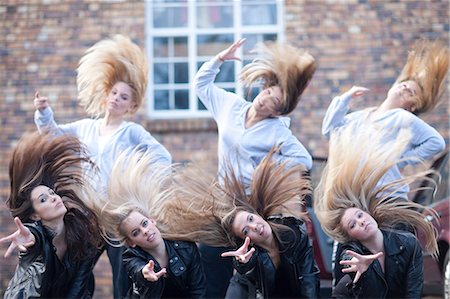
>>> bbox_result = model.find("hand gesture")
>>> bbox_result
[221,236,255,264]
[343,86,369,100]
[217,38,246,62]
[34,90,49,112]
[339,250,383,284]
[142,260,167,282]
[0,217,36,258]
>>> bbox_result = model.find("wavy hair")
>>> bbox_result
[6,132,102,261]
[158,149,311,248]
[395,38,449,115]
[314,122,439,257]
[239,42,316,115]
[77,35,148,117]
[97,150,173,246]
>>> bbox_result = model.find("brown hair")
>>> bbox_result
[7,132,102,261]
[158,148,311,248]
[240,42,316,115]
[395,38,449,115]
[77,35,148,117]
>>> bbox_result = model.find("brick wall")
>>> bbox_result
[1,1,448,297]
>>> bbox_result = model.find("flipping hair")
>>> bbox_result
[7,132,102,261]
[158,149,311,248]
[395,38,449,115]
[98,151,173,246]
[314,122,439,257]
[239,42,316,115]
[77,35,148,117]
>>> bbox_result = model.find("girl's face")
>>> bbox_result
[252,85,283,117]
[30,185,67,224]
[386,80,420,112]
[120,211,163,250]
[232,211,272,246]
[341,207,379,241]
[106,81,136,116]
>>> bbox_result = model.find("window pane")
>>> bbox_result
[154,63,169,84]
[242,3,277,26]
[155,90,169,110]
[197,4,233,28]
[175,90,189,109]
[154,37,169,58]
[153,5,188,28]
[197,34,234,56]
[174,37,188,57]
[198,98,207,110]
[174,62,188,83]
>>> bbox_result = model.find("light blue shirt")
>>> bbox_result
[322,94,445,198]
[35,107,172,193]
[194,57,312,187]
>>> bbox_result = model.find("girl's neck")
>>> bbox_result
[146,241,168,268]
[102,112,125,127]
[245,106,266,128]
[361,229,384,254]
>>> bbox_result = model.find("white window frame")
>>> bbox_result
[145,1,285,119]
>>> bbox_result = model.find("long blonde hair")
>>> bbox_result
[395,38,449,115]
[240,42,316,115]
[77,35,148,117]
[96,151,172,246]
[158,149,311,248]
[314,122,439,257]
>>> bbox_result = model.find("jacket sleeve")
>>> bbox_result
[321,94,352,139]
[185,243,207,298]
[232,247,259,275]
[4,226,46,299]
[404,239,423,298]
[34,107,79,136]
[123,249,164,298]
[398,112,446,168]
[292,224,320,298]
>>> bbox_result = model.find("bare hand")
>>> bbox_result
[142,260,167,282]
[0,217,35,258]
[34,90,49,112]
[340,250,383,283]
[217,38,246,62]
[343,86,369,100]
[221,236,255,263]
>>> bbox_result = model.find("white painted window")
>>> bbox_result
[145,0,284,119]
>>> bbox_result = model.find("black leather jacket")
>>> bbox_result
[229,216,320,298]
[123,239,206,298]
[333,229,423,298]
[4,222,97,299]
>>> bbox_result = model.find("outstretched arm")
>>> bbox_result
[0,217,36,258]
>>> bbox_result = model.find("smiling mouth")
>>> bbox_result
[147,233,155,242]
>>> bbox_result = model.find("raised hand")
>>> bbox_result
[343,86,370,100]
[340,250,383,284]
[217,38,246,62]
[0,217,36,258]
[221,236,255,264]
[142,260,167,282]
[33,90,49,112]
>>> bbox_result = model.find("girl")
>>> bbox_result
[314,122,439,298]
[98,152,206,298]
[1,132,102,298]
[156,150,320,298]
